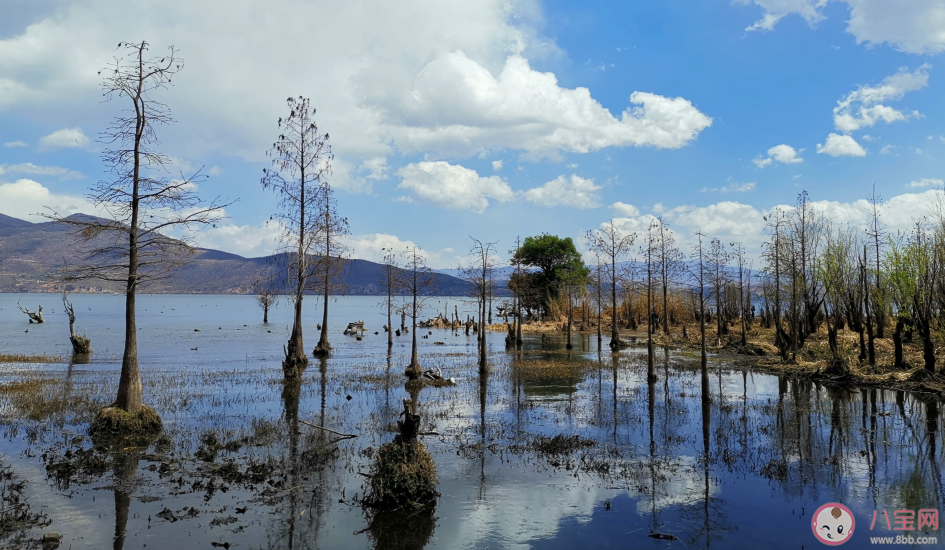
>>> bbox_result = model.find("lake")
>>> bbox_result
[0,293,942,549]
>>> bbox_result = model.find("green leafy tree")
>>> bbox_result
[511,234,585,318]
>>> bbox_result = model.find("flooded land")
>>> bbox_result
[0,294,942,549]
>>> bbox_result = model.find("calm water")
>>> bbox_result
[0,293,942,549]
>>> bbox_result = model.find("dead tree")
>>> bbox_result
[379,247,401,348]
[311,179,349,357]
[16,300,44,323]
[254,285,279,324]
[262,96,332,377]
[62,291,91,355]
[586,219,635,350]
[45,42,229,425]
[462,238,498,373]
[400,246,437,379]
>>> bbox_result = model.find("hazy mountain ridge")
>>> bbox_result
[0,214,475,295]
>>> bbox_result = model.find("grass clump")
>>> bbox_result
[364,436,438,510]
[89,405,163,441]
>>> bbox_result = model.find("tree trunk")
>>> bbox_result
[263,304,269,324]
[893,316,904,369]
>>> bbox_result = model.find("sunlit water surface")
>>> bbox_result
[0,293,942,549]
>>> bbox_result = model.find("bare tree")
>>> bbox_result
[690,232,710,399]
[47,42,229,429]
[261,96,332,378]
[655,218,683,336]
[729,242,750,346]
[865,185,888,338]
[462,238,498,372]
[586,219,635,350]
[400,246,437,379]
[706,238,730,346]
[254,285,279,324]
[311,179,349,356]
[379,247,401,348]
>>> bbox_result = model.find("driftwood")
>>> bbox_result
[298,418,357,439]
[16,300,44,323]
[343,321,366,335]
[398,398,421,446]
[62,292,91,355]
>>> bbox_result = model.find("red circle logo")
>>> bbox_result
[812,503,855,545]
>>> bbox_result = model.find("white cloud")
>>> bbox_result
[700,181,757,193]
[737,0,828,31]
[610,201,640,217]
[908,178,944,188]
[753,144,803,168]
[189,220,283,258]
[737,0,945,54]
[524,174,601,209]
[491,160,503,171]
[38,127,90,150]
[817,133,868,157]
[3,141,27,148]
[207,165,224,176]
[880,144,897,154]
[861,134,873,141]
[0,1,710,163]
[381,52,713,158]
[330,157,389,195]
[833,65,929,134]
[343,232,463,268]
[0,178,94,221]
[396,161,514,213]
[0,162,83,180]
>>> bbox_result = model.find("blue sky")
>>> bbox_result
[1,0,943,267]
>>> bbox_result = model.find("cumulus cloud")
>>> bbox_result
[3,140,27,147]
[188,220,283,258]
[0,1,709,163]
[396,161,514,213]
[833,65,929,134]
[375,51,713,158]
[753,144,803,168]
[344,232,463,268]
[610,201,640,217]
[491,160,503,171]
[0,162,83,180]
[329,157,389,195]
[524,174,601,209]
[737,0,945,54]
[38,127,90,150]
[817,133,867,157]
[908,178,944,188]
[0,178,94,221]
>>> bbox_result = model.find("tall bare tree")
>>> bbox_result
[262,96,332,378]
[655,218,682,336]
[586,220,635,350]
[311,179,349,356]
[865,185,888,338]
[401,246,437,379]
[463,238,498,372]
[379,247,401,348]
[48,42,229,429]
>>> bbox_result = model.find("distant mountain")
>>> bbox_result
[0,214,474,296]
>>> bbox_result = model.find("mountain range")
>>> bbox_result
[0,213,476,296]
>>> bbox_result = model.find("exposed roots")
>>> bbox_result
[89,406,163,442]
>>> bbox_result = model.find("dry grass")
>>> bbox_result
[364,437,438,510]
[0,354,63,363]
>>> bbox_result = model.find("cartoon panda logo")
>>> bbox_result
[812,503,855,545]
